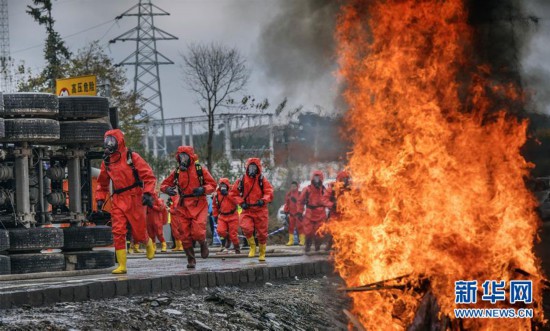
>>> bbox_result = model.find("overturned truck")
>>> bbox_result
[0,93,115,275]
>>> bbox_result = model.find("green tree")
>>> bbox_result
[26,0,71,92]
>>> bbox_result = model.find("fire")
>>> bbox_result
[327,0,545,329]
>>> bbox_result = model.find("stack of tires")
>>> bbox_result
[0,93,60,144]
[58,96,114,270]
[57,96,111,146]
[63,226,114,270]
[8,228,65,274]
[0,229,9,275]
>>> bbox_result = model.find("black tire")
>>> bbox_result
[10,253,65,274]
[8,228,64,252]
[0,255,10,275]
[57,121,111,145]
[58,96,109,120]
[63,226,113,250]
[1,93,58,118]
[64,250,115,271]
[0,118,60,142]
[0,118,5,138]
[0,229,8,252]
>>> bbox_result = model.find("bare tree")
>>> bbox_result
[180,43,249,169]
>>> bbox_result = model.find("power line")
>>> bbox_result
[12,18,115,54]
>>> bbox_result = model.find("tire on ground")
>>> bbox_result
[10,253,65,274]
[0,118,60,142]
[58,96,109,120]
[64,250,115,271]
[1,93,58,118]
[8,228,64,252]
[63,226,113,250]
[57,121,111,145]
[0,229,8,252]
[0,118,5,138]
[0,255,10,275]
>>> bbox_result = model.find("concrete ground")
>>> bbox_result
[0,245,333,309]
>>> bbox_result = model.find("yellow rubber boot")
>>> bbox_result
[112,249,127,274]
[299,234,306,246]
[285,234,294,246]
[176,240,184,251]
[171,240,179,251]
[132,244,143,253]
[259,244,267,262]
[161,242,167,252]
[146,238,156,260]
[247,237,257,258]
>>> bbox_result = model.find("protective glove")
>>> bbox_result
[241,202,249,210]
[256,199,265,207]
[142,193,154,207]
[193,187,205,197]
[97,200,105,211]
[165,186,177,196]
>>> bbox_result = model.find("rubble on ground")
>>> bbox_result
[0,276,350,331]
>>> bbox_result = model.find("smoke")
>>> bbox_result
[467,0,550,115]
[521,0,550,114]
[256,0,341,111]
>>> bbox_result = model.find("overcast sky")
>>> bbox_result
[8,0,338,122]
[6,0,550,120]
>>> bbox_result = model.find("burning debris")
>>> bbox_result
[326,0,545,329]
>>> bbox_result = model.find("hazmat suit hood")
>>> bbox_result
[174,146,198,164]
[104,129,126,152]
[218,178,231,190]
[310,170,325,183]
[336,171,350,182]
[245,158,263,178]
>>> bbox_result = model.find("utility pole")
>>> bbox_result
[110,0,178,156]
[0,0,11,92]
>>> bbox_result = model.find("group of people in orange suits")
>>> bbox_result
[283,170,352,252]
[96,129,274,274]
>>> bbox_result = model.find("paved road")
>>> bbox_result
[0,245,329,294]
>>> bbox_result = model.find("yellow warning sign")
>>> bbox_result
[56,75,97,96]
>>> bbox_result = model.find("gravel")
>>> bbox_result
[0,276,350,331]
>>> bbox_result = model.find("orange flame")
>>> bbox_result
[328,0,544,329]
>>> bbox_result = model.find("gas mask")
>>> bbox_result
[103,135,118,156]
[312,175,322,188]
[247,163,259,178]
[220,184,228,196]
[178,153,191,171]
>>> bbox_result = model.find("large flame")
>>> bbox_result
[328,0,544,329]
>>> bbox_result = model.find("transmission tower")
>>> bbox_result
[110,0,178,157]
[0,0,12,92]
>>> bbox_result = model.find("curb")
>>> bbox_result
[0,268,114,282]
[0,260,334,309]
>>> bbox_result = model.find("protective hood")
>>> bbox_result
[175,146,198,164]
[336,171,350,182]
[104,129,126,152]
[245,158,263,177]
[217,178,231,192]
[310,170,325,183]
